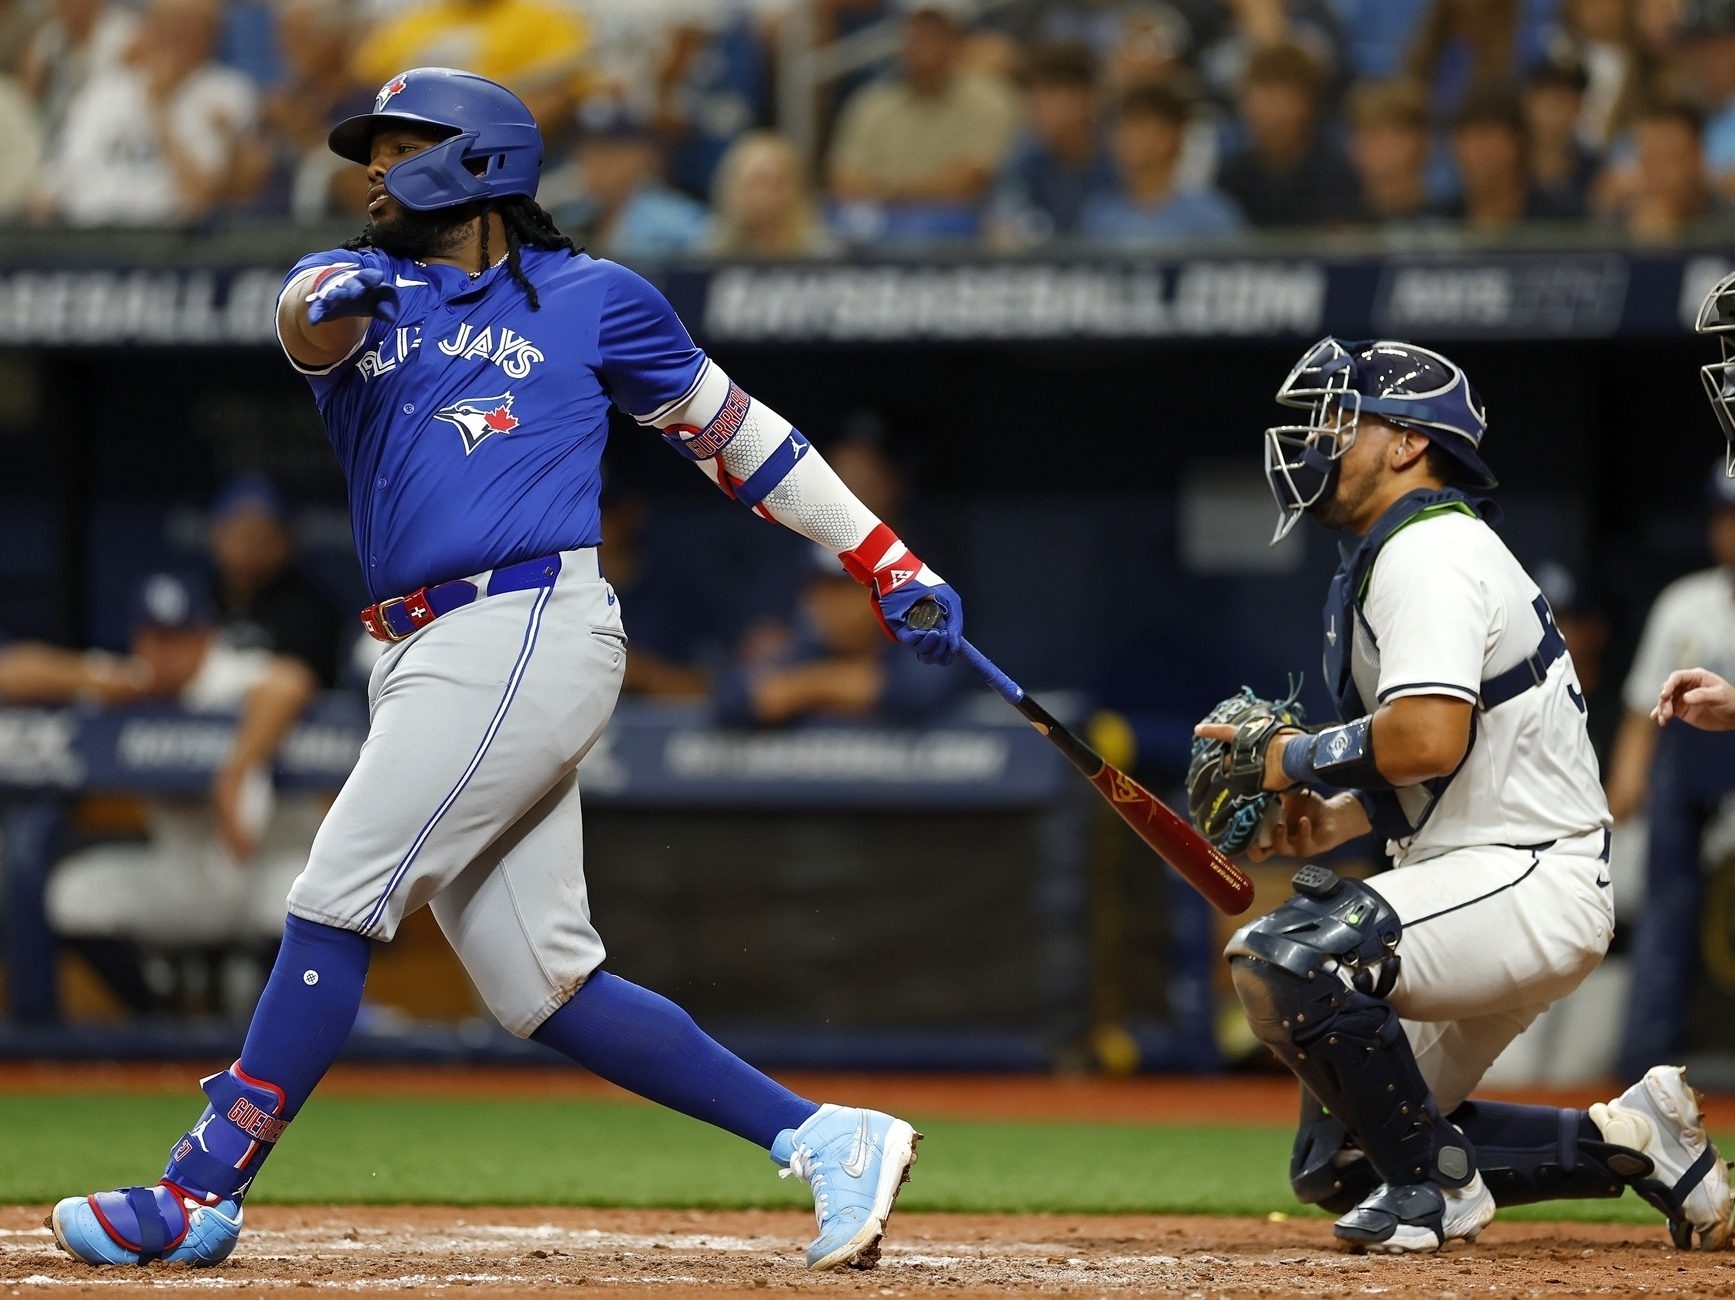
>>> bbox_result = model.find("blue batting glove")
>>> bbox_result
[304,264,400,326]
[839,525,964,667]
[878,580,965,666]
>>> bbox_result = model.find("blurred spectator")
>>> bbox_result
[1606,464,1735,823]
[1682,0,1735,197]
[718,544,963,727]
[1534,559,1618,763]
[42,573,320,1013]
[1187,0,1352,110]
[237,0,371,221]
[1635,0,1691,101]
[707,130,833,257]
[1439,86,1578,232]
[1405,0,1531,114]
[1336,0,1433,79]
[1606,465,1735,1078]
[1547,0,1659,149]
[207,475,346,689]
[39,0,257,226]
[0,73,39,218]
[0,641,153,706]
[20,0,139,160]
[989,41,1116,243]
[649,7,768,199]
[1345,77,1436,223]
[1079,82,1245,242]
[0,0,39,71]
[1606,98,1720,239]
[601,493,721,701]
[351,0,591,130]
[1101,9,1225,191]
[557,102,710,262]
[1102,2,1188,90]
[1215,42,1358,227]
[827,0,1022,242]
[1524,55,1601,215]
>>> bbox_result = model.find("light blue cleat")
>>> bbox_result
[49,1183,243,1267]
[771,1104,920,1271]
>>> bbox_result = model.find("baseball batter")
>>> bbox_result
[1194,337,1732,1253]
[51,68,958,1272]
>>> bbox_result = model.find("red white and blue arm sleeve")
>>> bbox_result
[635,358,937,579]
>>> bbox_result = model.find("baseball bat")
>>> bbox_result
[907,602,1254,915]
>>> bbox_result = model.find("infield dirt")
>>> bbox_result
[4,1203,1734,1299]
[5,1069,1733,1297]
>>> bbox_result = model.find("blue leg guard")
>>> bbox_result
[163,1064,292,1202]
[1228,869,1475,1191]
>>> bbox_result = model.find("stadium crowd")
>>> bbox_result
[4,0,1735,247]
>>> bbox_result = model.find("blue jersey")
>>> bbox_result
[280,246,705,600]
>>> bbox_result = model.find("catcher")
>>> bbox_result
[1190,337,1733,1253]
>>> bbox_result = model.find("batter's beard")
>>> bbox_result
[361,201,482,263]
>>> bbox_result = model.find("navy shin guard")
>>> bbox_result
[1449,1100,1644,1205]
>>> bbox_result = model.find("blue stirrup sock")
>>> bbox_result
[162,916,373,1205]
[532,971,818,1149]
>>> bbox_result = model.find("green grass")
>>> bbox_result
[0,1093,1708,1225]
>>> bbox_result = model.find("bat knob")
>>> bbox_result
[906,598,943,631]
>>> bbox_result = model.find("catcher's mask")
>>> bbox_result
[1696,269,1735,477]
[1264,336,1495,543]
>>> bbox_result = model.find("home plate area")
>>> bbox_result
[3,1206,1734,1299]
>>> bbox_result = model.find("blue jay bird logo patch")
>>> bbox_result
[435,392,520,454]
[375,73,409,112]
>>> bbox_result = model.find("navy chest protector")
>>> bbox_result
[1323,488,1566,841]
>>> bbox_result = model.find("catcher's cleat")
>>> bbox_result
[1333,1173,1495,1254]
[771,1104,920,1271]
[1591,1064,1734,1250]
[48,1183,242,1267]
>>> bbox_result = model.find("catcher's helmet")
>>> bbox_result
[1695,269,1735,476]
[328,67,542,212]
[1264,336,1494,542]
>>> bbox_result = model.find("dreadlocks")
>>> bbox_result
[497,198,579,311]
[344,196,579,312]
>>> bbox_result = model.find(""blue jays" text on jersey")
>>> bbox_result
[279,246,705,600]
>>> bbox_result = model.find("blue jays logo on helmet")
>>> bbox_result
[1263,337,1494,542]
[374,73,410,113]
[1696,269,1735,476]
[435,392,520,455]
[328,67,542,212]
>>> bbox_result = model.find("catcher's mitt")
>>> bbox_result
[1187,685,1307,854]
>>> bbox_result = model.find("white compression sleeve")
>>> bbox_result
[635,359,885,552]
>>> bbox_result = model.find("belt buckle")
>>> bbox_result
[375,596,412,642]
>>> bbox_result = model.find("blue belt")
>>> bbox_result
[360,553,563,643]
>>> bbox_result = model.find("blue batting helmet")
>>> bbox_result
[1264,337,1494,542]
[328,67,542,212]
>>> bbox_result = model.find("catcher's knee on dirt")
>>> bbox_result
[1226,866,1475,1191]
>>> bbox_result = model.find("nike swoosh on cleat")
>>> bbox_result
[838,1113,873,1179]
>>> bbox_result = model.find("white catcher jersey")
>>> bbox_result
[1348,510,1611,865]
